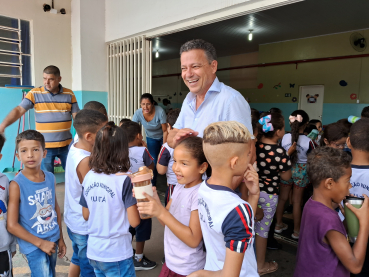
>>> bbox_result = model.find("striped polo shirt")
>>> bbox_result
[19,85,80,148]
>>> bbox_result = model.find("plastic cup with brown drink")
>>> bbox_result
[130,166,154,219]
[343,196,364,243]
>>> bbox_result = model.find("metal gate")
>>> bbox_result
[107,36,152,124]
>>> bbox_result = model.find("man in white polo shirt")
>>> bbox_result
[167,39,253,147]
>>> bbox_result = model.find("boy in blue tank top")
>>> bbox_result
[7,130,66,277]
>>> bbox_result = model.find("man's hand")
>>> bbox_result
[39,240,57,256]
[243,164,260,196]
[172,128,198,148]
[58,238,67,259]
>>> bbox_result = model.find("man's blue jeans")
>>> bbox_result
[146,137,163,186]
[42,146,69,174]
[25,244,58,277]
[89,257,135,277]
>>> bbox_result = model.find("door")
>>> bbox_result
[299,85,324,122]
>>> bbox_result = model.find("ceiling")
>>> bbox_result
[152,0,369,61]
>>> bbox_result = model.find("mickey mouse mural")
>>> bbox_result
[306,94,319,103]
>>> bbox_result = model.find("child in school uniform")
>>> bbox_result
[0,134,16,276]
[79,122,140,276]
[121,120,157,271]
[64,109,108,277]
[344,118,369,276]
[276,110,314,240]
[189,121,260,277]
[294,147,369,276]
[7,130,66,277]
[138,136,208,277]
[157,109,181,206]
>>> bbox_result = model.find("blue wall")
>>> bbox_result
[0,88,108,181]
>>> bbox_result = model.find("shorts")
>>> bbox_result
[255,191,278,238]
[67,227,95,276]
[25,241,58,277]
[129,218,152,242]
[281,163,309,188]
[0,250,12,276]
[165,184,176,206]
[159,262,186,277]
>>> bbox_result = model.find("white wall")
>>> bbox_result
[71,0,107,91]
[105,0,302,41]
[0,0,72,88]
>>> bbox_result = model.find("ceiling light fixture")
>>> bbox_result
[248,30,253,41]
[155,50,159,58]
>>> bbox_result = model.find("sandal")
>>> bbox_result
[291,231,300,239]
[258,261,278,276]
[274,223,288,234]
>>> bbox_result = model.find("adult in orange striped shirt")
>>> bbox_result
[0,65,80,173]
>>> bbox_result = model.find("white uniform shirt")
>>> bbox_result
[281,133,315,164]
[198,180,258,277]
[79,171,137,262]
[129,146,153,173]
[158,143,176,185]
[64,143,90,234]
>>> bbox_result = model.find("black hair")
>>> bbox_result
[180,39,217,63]
[268,107,282,114]
[119,118,131,126]
[290,110,309,144]
[167,109,181,128]
[163,99,170,105]
[16,130,45,151]
[121,121,141,143]
[336,119,352,133]
[256,112,285,141]
[43,65,60,77]
[361,106,369,118]
[349,118,369,152]
[307,147,351,188]
[0,134,5,153]
[320,122,349,147]
[309,119,322,125]
[73,109,108,138]
[83,101,107,117]
[141,93,154,104]
[89,122,130,174]
[304,124,318,135]
[177,136,211,176]
[251,108,260,134]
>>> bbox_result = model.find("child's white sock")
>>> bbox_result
[135,253,143,261]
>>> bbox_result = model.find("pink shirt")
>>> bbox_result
[164,183,206,275]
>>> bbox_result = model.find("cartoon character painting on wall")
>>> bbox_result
[306,94,319,104]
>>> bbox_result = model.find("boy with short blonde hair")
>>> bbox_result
[190,121,259,277]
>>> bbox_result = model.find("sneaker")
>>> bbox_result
[134,255,157,271]
[267,239,282,250]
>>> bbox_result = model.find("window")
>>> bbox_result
[0,15,31,87]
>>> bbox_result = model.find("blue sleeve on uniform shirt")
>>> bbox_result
[19,98,34,111]
[143,148,153,167]
[71,102,80,113]
[307,140,315,154]
[79,186,88,208]
[221,203,254,253]
[158,146,170,166]
[122,177,137,208]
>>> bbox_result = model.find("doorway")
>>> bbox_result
[299,85,324,122]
